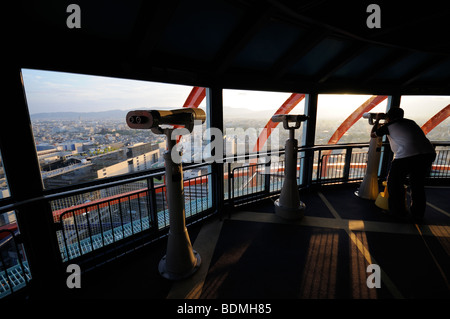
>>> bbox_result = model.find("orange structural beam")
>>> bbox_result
[182,86,206,108]
[321,95,387,177]
[327,95,388,145]
[252,93,306,153]
[176,87,206,143]
[421,104,450,135]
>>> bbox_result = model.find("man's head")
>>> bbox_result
[386,107,404,122]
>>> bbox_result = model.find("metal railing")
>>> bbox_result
[431,146,450,179]
[226,143,370,205]
[52,169,213,263]
[227,154,292,205]
[227,142,450,206]
[315,147,369,185]
[0,141,449,298]
[0,227,31,299]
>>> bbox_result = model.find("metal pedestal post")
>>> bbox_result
[274,123,306,220]
[158,130,201,280]
[355,136,382,200]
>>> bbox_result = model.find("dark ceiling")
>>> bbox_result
[11,0,450,95]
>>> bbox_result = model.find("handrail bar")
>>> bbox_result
[1,141,449,214]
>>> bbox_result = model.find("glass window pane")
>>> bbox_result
[222,89,306,199]
[21,68,206,190]
[315,94,388,145]
[223,89,305,155]
[400,95,450,142]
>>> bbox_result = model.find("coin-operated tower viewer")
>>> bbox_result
[126,108,205,280]
[355,112,386,200]
[272,114,308,220]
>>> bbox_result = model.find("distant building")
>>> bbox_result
[97,160,130,179]
[127,142,160,158]
[36,145,58,152]
[184,168,202,179]
[0,209,15,227]
[88,148,128,170]
[39,142,165,188]
[97,149,163,179]
[0,188,10,200]
[61,142,84,153]
[42,162,95,189]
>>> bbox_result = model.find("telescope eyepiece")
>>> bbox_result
[362,112,386,125]
[128,115,147,124]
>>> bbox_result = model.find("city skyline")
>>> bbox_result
[22,69,450,125]
[22,64,450,163]
[1,96,448,195]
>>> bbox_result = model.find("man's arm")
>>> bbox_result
[370,118,381,138]
[370,114,386,138]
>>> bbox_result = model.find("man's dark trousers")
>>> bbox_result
[387,153,436,219]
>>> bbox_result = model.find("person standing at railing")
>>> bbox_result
[371,107,436,222]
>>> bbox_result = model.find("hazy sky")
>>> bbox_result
[22,68,200,113]
[22,68,450,122]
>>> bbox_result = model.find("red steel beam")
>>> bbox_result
[321,95,387,177]
[182,86,206,108]
[327,95,388,145]
[421,103,450,135]
[176,87,206,143]
[252,93,306,153]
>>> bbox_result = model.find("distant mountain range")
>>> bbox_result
[30,106,274,120]
[30,109,127,120]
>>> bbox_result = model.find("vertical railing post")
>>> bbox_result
[317,149,322,183]
[264,155,271,195]
[343,146,353,182]
[301,94,318,187]
[227,162,232,202]
[147,177,159,231]
[229,164,235,212]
